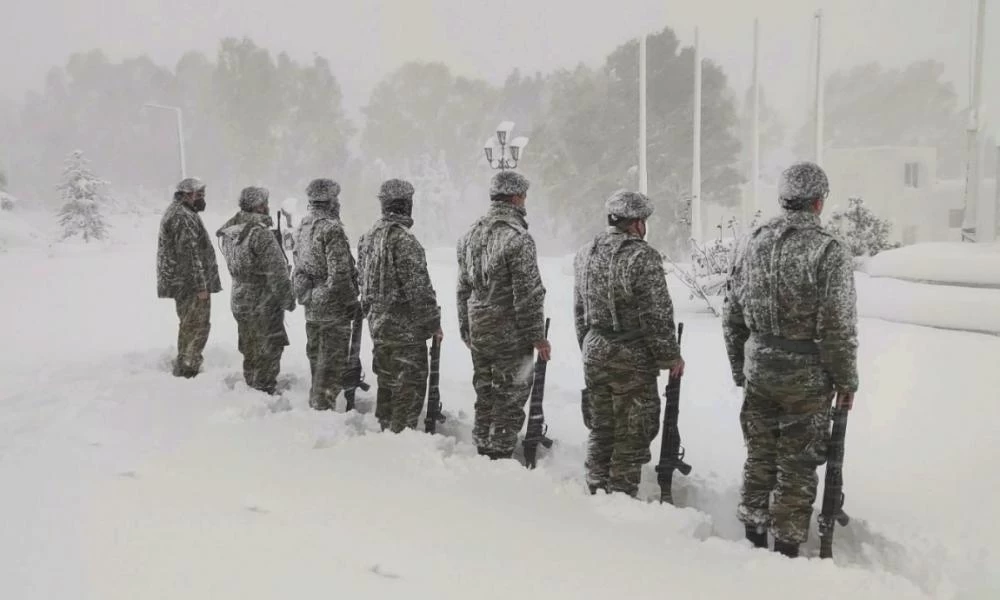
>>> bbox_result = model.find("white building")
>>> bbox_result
[822,146,939,244]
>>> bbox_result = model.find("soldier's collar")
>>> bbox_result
[381,213,414,229]
[782,209,821,228]
[489,201,527,220]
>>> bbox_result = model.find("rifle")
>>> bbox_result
[273,209,294,269]
[523,318,554,469]
[343,309,370,412]
[818,406,851,559]
[424,333,445,433]
[654,322,692,505]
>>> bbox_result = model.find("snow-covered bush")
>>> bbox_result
[56,150,110,242]
[665,211,762,316]
[828,196,900,257]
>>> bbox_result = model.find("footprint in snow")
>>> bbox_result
[117,470,139,479]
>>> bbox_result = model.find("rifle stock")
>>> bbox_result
[424,332,445,433]
[343,310,370,412]
[654,322,691,504]
[523,318,553,469]
[818,406,851,559]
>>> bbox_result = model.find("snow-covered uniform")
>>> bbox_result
[216,205,295,394]
[456,172,546,457]
[291,179,360,410]
[358,179,440,432]
[156,181,222,377]
[723,162,859,546]
[573,191,681,497]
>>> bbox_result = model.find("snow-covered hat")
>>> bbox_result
[239,186,269,211]
[306,178,340,204]
[176,177,206,194]
[606,189,654,221]
[489,171,530,199]
[779,162,829,210]
[377,179,415,203]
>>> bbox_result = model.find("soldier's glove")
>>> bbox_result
[581,389,592,430]
[285,294,296,312]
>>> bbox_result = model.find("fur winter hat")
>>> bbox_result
[489,171,530,199]
[779,162,829,210]
[306,178,341,204]
[606,189,654,221]
[176,177,206,194]
[377,179,415,203]
[238,186,269,211]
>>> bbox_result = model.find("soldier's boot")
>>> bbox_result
[745,525,768,549]
[487,450,513,461]
[588,484,608,495]
[477,447,491,457]
[173,359,199,379]
[309,390,334,411]
[772,539,799,558]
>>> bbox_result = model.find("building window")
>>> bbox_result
[904,162,920,188]
[949,209,964,228]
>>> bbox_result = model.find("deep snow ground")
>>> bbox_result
[0,212,997,599]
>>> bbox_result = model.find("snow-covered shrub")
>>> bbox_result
[665,211,762,316]
[56,150,110,242]
[828,196,900,257]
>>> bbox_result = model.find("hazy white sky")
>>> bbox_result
[1,0,997,128]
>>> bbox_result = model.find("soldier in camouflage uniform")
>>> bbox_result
[723,162,858,558]
[456,171,549,460]
[574,190,684,497]
[216,186,296,394]
[292,179,360,411]
[156,177,222,378]
[358,179,442,432]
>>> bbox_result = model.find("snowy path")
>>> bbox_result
[1,223,997,599]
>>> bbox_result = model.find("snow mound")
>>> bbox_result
[857,273,1000,334]
[864,243,1000,287]
[0,210,44,251]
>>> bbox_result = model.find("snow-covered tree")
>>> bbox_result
[405,152,461,247]
[828,197,900,257]
[56,150,110,242]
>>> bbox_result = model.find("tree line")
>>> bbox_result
[0,27,971,253]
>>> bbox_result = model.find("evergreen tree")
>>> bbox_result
[56,150,110,241]
[828,197,900,257]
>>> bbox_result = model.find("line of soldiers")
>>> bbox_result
[155,161,857,559]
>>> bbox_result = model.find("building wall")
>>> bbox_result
[824,146,938,244]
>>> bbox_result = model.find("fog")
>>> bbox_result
[1,0,997,251]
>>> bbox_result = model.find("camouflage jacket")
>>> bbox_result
[574,228,681,374]
[723,210,859,393]
[216,211,294,319]
[291,204,359,323]
[156,199,222,299]
[358,214,440,346]
[456,202,546,353]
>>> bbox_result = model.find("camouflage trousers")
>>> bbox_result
[584,364,660,497]
[372,342,429,432]
[471,347,534,455]
[738,380,832,544]
[305,320,352,410]
[236,309,289,394]
[174,294,211,376]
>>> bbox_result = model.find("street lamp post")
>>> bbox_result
[142,103,187,180]
[484,121,529,171]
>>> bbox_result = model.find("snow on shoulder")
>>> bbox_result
[864,242,1000,287]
